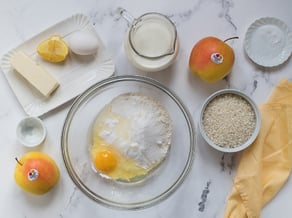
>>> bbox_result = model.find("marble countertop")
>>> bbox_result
[1,0,292,217]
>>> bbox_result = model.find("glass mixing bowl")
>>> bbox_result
[61,75,195,209]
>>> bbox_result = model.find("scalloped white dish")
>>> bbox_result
[244,17,292,67]
[1,14,115,117]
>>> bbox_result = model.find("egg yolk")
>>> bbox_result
[94,150,117,173]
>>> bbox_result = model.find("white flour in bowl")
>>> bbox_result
[91,93,173,181]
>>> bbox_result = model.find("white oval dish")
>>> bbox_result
[0,14,114,117]
[16,117,46,147]
[244,17,292,67]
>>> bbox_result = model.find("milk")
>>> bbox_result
[123,12,179,72]
[131,22,173,58]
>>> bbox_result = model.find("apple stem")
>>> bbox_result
[15,157,23,166]
[224,36,239,42]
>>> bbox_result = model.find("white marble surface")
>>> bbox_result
[0,0,292,217]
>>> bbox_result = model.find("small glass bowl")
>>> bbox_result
[199,89,261,153]
[61,75,195,209]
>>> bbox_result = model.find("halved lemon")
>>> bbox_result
[37,35,68,63]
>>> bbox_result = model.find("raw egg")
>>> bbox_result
[94,149,117,173]
[91,136,148,181]
[68,30,99,55]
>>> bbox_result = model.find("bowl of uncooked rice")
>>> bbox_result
[199,89,261,152]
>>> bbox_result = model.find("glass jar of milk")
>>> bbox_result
[119,8,179,72]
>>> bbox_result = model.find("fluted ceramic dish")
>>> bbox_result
[244,17,292,67]
[0,14,115,117]
[61,75,195,209]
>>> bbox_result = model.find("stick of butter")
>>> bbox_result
[11,51,60,97]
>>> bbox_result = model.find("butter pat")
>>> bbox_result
[11,52,59,97]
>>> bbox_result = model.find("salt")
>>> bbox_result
[16,117,46,147]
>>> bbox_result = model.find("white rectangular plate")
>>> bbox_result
[1,14,115,117]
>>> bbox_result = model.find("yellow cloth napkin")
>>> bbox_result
[224,78,292,218]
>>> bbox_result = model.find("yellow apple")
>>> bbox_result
[189,36,237,83]
[14,151,60,195]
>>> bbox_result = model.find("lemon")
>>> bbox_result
[37,35,68,63]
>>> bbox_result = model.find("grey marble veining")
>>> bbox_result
[0,0,292,217]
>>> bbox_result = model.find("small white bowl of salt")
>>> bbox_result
[16,117,46,147]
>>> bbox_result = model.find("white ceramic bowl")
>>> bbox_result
[16,117,46,147]
[61,75,195,209]
[244,17,292,67]
[199,89,261,153]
